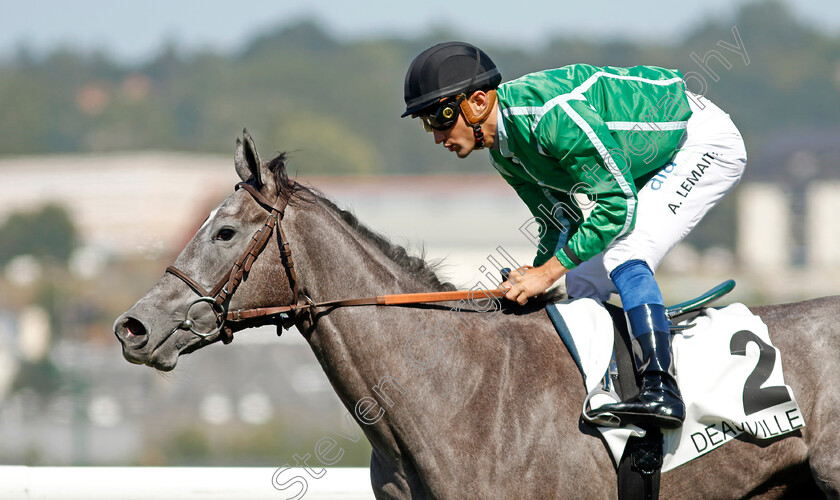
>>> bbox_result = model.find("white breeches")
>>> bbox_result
[566,93,747,302]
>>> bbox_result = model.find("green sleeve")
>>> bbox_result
[535,99,638,269]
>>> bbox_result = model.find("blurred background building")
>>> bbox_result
[0,0,839,467]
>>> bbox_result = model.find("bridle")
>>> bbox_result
[165,180,507,345]
[165,181,307,344]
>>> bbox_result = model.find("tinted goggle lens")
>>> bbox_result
[420,98,462,132]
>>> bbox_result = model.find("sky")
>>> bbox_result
[1,0,838,64]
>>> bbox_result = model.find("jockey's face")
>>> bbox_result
[431,111,478,159]
[422,91,495,159]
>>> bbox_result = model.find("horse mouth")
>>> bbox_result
[116,321,209,372]
[179,340,208,356]
[146,350,179,371]
[117,340,178,371]
[144,332,210,371]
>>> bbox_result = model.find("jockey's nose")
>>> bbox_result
[433,129,447,144]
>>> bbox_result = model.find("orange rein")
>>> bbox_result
[226,288,507,322]
[373,288,505,305]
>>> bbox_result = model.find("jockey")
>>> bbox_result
[401,41,747,430]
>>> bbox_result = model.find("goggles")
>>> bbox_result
[420,95,465,132]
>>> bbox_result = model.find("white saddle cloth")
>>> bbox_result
[546,298,805,472]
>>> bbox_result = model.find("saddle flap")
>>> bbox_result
[545,298,616,393]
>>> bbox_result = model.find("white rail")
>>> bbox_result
[0,467,373,500]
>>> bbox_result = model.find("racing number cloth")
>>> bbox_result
[662,304,804,471]
[547,299,804,471]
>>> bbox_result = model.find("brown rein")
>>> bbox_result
[165,181,506,343]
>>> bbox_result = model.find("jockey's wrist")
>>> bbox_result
[543,256,568,282]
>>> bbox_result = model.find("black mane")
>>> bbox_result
[265,153,456,292]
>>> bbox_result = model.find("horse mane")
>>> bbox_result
[265,153,457,293]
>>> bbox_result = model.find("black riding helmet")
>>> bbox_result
[401,41,501,118]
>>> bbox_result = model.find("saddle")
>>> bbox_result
[585,279,737,426]
[625,280,735,500]
[549,280,736,500]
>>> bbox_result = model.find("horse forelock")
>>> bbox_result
[265,152,295,198]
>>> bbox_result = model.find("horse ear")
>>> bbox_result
[234,129,264,187]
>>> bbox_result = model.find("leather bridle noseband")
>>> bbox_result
[165,181,308,344]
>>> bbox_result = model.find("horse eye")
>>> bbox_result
[215,228,235,241]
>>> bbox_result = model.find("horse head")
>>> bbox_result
[114,130,301,371]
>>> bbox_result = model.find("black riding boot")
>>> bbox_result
[590,304,685,429]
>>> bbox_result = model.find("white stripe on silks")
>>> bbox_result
[558,100,636,238]
[541,186,562,206]
[506,72,686,134]
[496,106,513,158]
[573,73,684,95]
[605,121,688,131]
[531,94,579,133]
[502,106,544,117]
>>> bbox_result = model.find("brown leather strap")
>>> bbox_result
[216,209,279,306]
[311,297,382,309]
[226,289,506,322]
[166,265,212,297]
[277,222,300,305]
[227,303,310,321]
[459,89,496,125]
[237,182,291,215]
[224,289,509,329]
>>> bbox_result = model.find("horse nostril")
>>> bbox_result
[123,317,147,337]
[116,316,150,350]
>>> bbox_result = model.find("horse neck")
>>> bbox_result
[281,198,456,459]
[286,197,446,408]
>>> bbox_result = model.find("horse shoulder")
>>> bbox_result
[437,310,615,498]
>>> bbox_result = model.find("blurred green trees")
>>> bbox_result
[0,204,78,267]
[0,1,836,178]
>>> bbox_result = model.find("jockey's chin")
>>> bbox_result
[434,119,481,159]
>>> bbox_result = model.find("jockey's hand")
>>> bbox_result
[502,257,568,305]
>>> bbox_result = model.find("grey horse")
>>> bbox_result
[115,132,840,499]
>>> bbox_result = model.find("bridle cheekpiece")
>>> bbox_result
[165,181,305,344]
